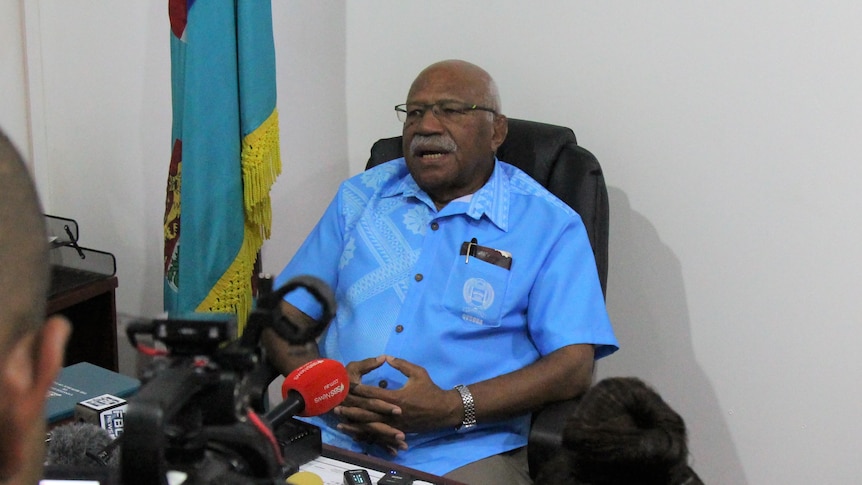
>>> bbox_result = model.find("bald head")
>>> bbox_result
[408,59,502,113]
[0,131,49,352]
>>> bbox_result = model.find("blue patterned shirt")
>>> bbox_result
[275,158,618,475]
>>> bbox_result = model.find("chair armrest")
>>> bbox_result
[527,397,581,479]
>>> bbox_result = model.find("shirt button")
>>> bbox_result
[395,325,404,333]
[431,222,439,231]
[378,380,388,389]
[414,273,423,282]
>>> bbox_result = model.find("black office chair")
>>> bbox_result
[366,118,609,478]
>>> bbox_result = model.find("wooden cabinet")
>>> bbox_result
[48,267,119,372]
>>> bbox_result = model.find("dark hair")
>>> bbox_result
[538,377,703,485]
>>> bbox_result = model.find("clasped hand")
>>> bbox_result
[333,355,459,456]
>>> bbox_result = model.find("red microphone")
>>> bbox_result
[265,359,348,428]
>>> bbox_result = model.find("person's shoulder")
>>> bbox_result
[498,161,576,217]
[342,158,408,196]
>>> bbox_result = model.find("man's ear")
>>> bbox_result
[491,114,508,153]
[32,316,70,399]
[0,316,69,479]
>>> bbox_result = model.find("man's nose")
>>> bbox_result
[414,107,445,133]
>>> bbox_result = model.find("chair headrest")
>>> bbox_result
[497,119,578,187]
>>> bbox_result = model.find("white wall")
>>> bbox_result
[25,1,170,319]
[264,2,349,275]
[0,1,31,163]
[5,1,861,483]
[346,1,862,484]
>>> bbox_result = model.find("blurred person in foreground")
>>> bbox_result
[263,59,618,483]
[537,377,704,485]
[0,129,71,485]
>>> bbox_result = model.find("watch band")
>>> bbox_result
[454,384,477,430]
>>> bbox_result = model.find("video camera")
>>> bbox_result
[118,275,336,485]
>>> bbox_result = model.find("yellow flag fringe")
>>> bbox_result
[196,109,281,333]
[242,110,282,239]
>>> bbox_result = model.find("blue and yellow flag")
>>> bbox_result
[164,0,281,333]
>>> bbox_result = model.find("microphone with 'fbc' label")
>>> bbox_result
[265,358,349,430]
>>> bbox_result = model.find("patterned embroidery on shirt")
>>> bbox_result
[342,181,372,235]
[347,199,420,303]
[468,165,510,230]
[339,175,424,306]
[377,197,403,215]
[346,252,416,305]
[361,163,397,190]
[403,205,431,235]
[507,167,575,215]
[339,236,356,269]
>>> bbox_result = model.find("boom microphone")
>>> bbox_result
[265,359,348,428]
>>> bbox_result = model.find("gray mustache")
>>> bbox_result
[410,134,458,155]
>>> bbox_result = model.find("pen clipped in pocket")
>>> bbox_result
[460,240,513,270]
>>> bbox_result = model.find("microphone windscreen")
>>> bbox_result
[45,422,115,467]
[281,358,348,417]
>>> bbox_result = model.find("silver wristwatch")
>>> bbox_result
[454,384,477,431]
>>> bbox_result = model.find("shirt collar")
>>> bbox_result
[383,158,511,232]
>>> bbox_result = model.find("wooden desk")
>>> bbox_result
[321,444,466,485]
[48,267,119,372]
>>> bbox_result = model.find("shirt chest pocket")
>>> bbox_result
[442,255,511,327]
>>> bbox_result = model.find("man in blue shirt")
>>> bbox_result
[263,60,618,483]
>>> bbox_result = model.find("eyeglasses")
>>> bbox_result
[394,101,497,124]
